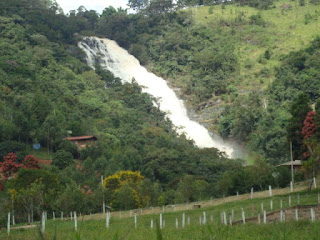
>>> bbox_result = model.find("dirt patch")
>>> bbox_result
[11,224,37,230]
[233,205,319,225]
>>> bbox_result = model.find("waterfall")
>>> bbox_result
[79,36,234,157]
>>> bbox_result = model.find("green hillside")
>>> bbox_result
[194,0,320,89]
[1,0,320,234]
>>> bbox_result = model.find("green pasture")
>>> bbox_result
[192,0,320,90]
[2,189,320,240]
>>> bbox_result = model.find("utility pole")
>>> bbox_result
[290,141,294,184]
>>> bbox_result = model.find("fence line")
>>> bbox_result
[5,178,319,232]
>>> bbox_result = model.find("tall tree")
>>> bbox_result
[287,93,311,159]
[128,0,149,11]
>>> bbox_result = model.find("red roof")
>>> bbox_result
[63,136,97,141]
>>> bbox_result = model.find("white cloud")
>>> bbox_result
[56,0,129,14]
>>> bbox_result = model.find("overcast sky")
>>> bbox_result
[55,0,129,14]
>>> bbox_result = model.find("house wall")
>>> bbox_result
[73,139,96,149]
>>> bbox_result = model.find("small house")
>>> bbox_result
[63,136,97,150]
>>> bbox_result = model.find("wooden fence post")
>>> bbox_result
[223,212,227,225]
[250,204,254,217]
[232,209,234,220]
[182,213,185,228]
[250,188,253,199]
[241,208,246,224]
[188,216,190,225]
[41,212,45,233]
[290,181,293,192]
[311,208,315,222]
[269,185,272,197]
[160,213,162,229]
[7,213,10,236]
[263,211,266,224]
[280,198,283,209]
[106,212,110,228]
[12,211,15,225]
[31,206,34,223]
[314,177,317,189]
[289,195,291,207]
[295,208,299,221]
[74,212,77,231]
[134,214,137,229]
[270,200,273,211]
[203,212,207,224]
[151,219,153,229]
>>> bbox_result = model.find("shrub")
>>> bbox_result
[52,150,73,170]
[58,140,78,159]
[264,49,271,60]
[249,13,267,27]
[22,155,40,169]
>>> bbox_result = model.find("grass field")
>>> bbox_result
[28,150,53,161]
[2,184,320,240]
[2,219,320,240]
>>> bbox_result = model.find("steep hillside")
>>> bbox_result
[146,0,320,115]
[193,0,320,93]
[138,0,320,164]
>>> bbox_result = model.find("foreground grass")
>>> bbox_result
[1,220,320,240]
[1,189,320,240]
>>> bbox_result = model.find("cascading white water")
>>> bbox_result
[79,36,234,157]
